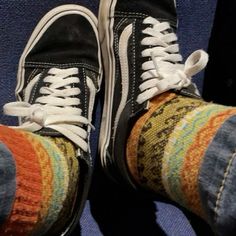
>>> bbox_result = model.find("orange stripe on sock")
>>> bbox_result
[20,131,53,228]
[0,126,42,236]
[181,109,236,217]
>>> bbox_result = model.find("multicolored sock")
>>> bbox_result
[127,92,236,220]
[0,125,79,236]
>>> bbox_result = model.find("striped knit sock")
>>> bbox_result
[0,125,79,236]
[44,137,79,236]
[127,92,236,220]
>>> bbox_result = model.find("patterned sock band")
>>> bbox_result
[0,126,79,236]
[127,92,236,219]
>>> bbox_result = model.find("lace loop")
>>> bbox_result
[4,68,91,152]
[137,17,209,104]
[184,49,209,77]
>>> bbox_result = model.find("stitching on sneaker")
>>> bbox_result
[27,68,38,84]
[114,18,128,98]
[131,19,136,114]
[214,151,236,222]
[115,18,128,31]
[30,69,45,104]
[115,12,176,27]
[82,68,88,117]
[90,71,97,87]
[116,11,148,18]
[25,62,99,73]
[25,68,39,101]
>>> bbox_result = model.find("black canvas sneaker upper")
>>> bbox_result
[99,0,208,187]
[3,5,102,236]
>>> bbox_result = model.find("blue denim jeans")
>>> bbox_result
[199,115,236,236]
[0,142,16,224]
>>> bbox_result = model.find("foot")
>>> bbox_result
[98,0,208,186]
[3,4,102,235]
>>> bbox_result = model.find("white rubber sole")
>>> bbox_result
[16,4,102,100]
[98,0,118,168]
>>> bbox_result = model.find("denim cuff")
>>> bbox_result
[199,115,236,236]
[0,142,16,223]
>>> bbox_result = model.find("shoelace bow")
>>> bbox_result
[4,68,92,152]
[137,16,209,104]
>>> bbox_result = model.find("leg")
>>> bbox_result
[1,4,102,235]
[0,126,78,235]
[127,92,236,235]
[98,0,236,235]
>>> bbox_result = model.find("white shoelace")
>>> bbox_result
[4,68,92,152]
[137,17,209,104]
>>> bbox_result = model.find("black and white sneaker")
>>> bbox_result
[98,0,208,186]
[3,5,102,235]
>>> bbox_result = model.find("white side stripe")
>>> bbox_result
[112,23,133,139]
